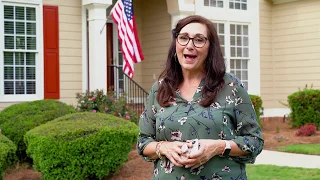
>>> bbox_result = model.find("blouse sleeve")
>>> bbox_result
[136,82,158,162]
[229,75,264,164]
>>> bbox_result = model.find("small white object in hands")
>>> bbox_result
[181,143,188,153]
[189,139,199,155]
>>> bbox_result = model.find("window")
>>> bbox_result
[204,0,224,8]
[3,5,37,95]
[213,23,225,56]
[230,24,249,89]
[229,0,247,10]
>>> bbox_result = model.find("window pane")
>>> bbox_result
[27,23,36,35]
[217,1,223,7]
[242,3,247,10]
[16,6,25,20]
[4,52,14,65]
[230,36,236,46]
[243,48,249,57]
[243,37,249,46]
[236,70,241,78]
[237,25,242,35]
[4,81,14,94]
[235,2,241,9]
[219,36,224,45]
[237,47,242,57]
[27,37,37,50]
[243,25,249,35]
[26,7,36,21]
[5,36,14,49]
[242,70,248,80]
[4,6,14,19]
[16,22,25,35]
[230,59,235,69]
[16,36,26,49]
[27,81,36,94]
[230,25,236,34]
[15,52,25,65]
[236,60,241,69]
[4,67,14,79]
[219,24,224,34]
[26,53,36,65]
[231,47,236,57]
[4,21,14,34]
[27,67,36,79]
[15,67,25,80]
[237,36,242,46]
[204,0,209,6]
[242,60,248,69]
[16,81,25,94]
[229,2,234,9]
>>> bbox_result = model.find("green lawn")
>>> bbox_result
[276,144,320,155]
[247,165,320,180]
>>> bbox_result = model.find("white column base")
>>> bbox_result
[262,108,291,117]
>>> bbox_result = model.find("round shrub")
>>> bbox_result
[0,134,17,180]
[0,100,76,160]
[288,89,320,128]
[24,112,139,180]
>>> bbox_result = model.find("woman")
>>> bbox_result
[137,15,264,179]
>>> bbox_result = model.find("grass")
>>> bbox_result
[276,144,320,155]
[247,164,320,180]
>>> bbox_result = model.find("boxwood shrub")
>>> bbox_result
[24,112,139,180]
[0,100,76,160]
[0,134,17,180]
[288,89,320,128]
[249,94,264,126]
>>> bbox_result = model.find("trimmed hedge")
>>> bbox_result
[0,100,76,160]
[24,112,139,180]
[288,89,320,128]
[0,134,17,180]
[249,94,264,126]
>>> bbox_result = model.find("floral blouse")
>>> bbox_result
[137,73,264,180]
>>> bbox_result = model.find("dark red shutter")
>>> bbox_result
[43,5,60,99]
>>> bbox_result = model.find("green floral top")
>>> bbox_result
[137,73,264,180]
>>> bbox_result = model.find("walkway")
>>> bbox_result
[254,150,320,169]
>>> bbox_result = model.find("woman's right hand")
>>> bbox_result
[159,141,192,167]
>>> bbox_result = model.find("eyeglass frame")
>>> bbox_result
[176,33,209,48]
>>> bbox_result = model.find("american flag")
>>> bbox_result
[111,0,144,79]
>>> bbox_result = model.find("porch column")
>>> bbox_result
[166,0,195,29]
[83,0,112,91]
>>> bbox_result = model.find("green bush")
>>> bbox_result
[0,134,17,180]
[0,100,76,160]
[76,89,139,124]
[249,94,264,126]
[24,112,139,180]
[288,88,320,128]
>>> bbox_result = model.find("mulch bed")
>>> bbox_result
[4,117,320,180]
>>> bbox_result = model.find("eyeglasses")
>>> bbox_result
[176,34,208,48]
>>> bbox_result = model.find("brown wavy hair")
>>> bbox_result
[157,15,226,107]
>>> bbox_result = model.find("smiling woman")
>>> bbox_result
[136,15,264,180]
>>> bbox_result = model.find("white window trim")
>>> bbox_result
[0,0,44,102]
[195,0,260,96]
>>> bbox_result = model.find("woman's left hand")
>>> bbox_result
[182,139,224,169]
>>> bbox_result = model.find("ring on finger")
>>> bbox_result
[198,159,202,165]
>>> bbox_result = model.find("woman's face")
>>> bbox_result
[176,23,210,73]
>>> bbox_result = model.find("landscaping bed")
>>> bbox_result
[4,117,320,180]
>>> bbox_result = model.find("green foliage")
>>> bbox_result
[24,112,139,180]
[276,144,320,155]
[0,100,76,160]
[247,164,320,180]
[249,94,264,126]
[76,89,139,124]
[287,86,320,128]
[0,134,17,180]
